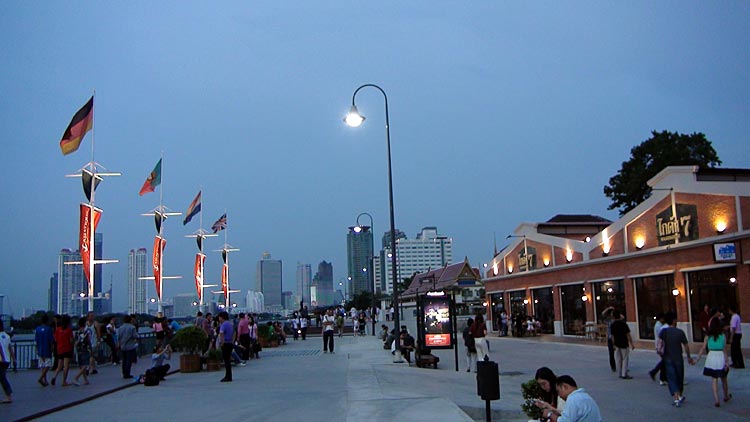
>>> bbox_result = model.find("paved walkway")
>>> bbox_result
[1,333,748,421]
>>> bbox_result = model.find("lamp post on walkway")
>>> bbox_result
[354,212,377,337]
[345,84,401,357]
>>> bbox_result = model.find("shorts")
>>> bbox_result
[58,351,74,360]
[77,352,91,367]
[39,357,53,368]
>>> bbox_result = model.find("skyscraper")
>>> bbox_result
[257,252,282,309]
[312,261,334,306]
[57,248,84,316]
[296,262,312,308]
[347,224,374,296]
[379,227,453,294]
[48,273,59,313]
[128,248,148,315]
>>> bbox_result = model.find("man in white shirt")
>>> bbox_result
[544,375,601,422]
[0,319,15,404]
[322,308,336,353]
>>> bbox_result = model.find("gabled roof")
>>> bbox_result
[544,214,612,224]
[401,259,480,297]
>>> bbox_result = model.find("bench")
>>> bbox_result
[414,345,439,369]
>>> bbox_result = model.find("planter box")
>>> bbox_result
[205,361,222,372]
[180,354,202,373]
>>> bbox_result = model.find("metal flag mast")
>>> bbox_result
[184,189,217,313]
[212,211,239,310]
[64,92,119,315]
[140,153,182,313]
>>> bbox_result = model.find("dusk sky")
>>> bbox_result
[1,2,748,314]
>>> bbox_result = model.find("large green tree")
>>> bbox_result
[604,130,721,215]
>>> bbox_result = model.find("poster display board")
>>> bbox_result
[420,295,453,349]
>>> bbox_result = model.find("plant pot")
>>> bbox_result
[269,340,279,348]
[206,361,222,372]
[180,354,202,373]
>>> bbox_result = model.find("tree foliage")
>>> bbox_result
[603,130,721,215]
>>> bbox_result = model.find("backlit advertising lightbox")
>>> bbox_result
[421,296,453,349]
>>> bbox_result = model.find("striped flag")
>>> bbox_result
[211,213,227,233]
[60,96,94,155]
[183,191,201,225]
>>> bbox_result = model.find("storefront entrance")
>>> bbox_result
[687,266,738,342]
[489,292,505,332]
[560,284,587,335]
[634,274,677,340]
[532,287,554,334]
[593,279,626,323]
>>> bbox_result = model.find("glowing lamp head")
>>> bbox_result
[729,277,737,285]
[635,237,645,249]
[715,221,727,234]
[671,288,680,296]
[353,226,362,233]
[581,295,588,302]
[565,248,573,262]
[507,264,513,274]
[492,262,498,276]
[543,257,550,267]
[344,105,365,127]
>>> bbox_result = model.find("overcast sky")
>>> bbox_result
[1,2,748,314]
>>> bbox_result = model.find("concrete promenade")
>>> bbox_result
[1,333,748,421]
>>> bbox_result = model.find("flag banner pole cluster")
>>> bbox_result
[153,236,166,301]
[221,263,229,302]
[79,204,101,288]
[139,159,162,196]
[183,191,201,225]
[194,253,205,301]
[60,96,94,155]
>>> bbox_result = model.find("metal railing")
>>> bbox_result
[10,332,156,371]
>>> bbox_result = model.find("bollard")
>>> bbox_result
[476,356,500,421]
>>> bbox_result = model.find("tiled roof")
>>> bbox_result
[544,214,612,224]
[400,261,481,297]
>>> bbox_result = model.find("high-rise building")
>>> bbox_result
[57,248,84,316]
[312,261,334,306]
[173,293,198,317]
[282,291,294,310]
[257,252,282,308]
[347,225,374,295]
[49,273,59,313]
[379,227,453,294]
[128,248,149,315]
[296,262,312,308]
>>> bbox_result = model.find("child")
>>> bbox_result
[73,317,91,386]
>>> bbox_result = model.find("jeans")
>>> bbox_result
[615,347,630,377]
[663,359,684,397]
[323,330,334,352]
[731,333,744,368]
[649,359,667,382]
[239,334,251,360]
[121,349,137,377]
[0,362,12,397]
[607,338,616,371]
[221,343,233,380]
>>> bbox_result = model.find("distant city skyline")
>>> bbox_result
[2,3,748,315]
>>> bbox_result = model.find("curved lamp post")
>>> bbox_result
[345,84,401,350]
[355,212,377,336]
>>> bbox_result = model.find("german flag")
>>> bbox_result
[60,96,94,155]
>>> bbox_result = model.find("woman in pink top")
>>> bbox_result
[237,313,250,361]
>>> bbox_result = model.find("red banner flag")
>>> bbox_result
[153,236,167,300]
[221,263,229,300]
[79,204,101,289]
[194,254,205,301]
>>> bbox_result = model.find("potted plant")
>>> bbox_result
[521,379,545,422]
[258,323,278,348]
[170,325,207,373]
[204,349,223,372]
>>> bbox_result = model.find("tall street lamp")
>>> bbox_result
[345,84,401,350]
[354,212,378,337]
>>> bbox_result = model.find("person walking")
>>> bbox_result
[610,310,634,379]
[648,313,668,385]
[217,312,233,382]
[73,317,91,386]
[236,313,250,361]
[0,319,15,403]
[248,316,260,359]
[116,315,139,379]
[601,306,617,373]
[695,317,732,407]
[51,314,75,386]
[500,311,508,337]
[34,314,55,386]
[322,308,336,353]
[84,313,100,375]
[300,314,308,340]
[463,317,477,373]
[727,305,744,369]
[471,314,489,361]
[658,313,695,407]
[104,317,119,365]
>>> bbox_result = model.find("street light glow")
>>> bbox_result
[344,105,365,127]
[353,225,362,233]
